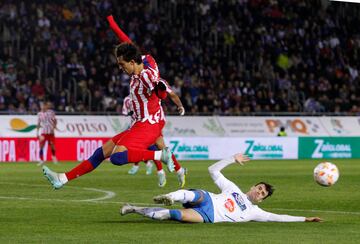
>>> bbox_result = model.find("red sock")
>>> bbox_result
[65,160,94,181]
[127,149,155,162]
[172,154,181,172]
[153,160,163,171]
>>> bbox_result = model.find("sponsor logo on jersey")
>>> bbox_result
[231,192,247,211]
[224,198,235,212]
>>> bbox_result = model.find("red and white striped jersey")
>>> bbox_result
[129,54,162,124]
[38,109,56,134]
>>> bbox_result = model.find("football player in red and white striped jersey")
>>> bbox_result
[36,101,58,165]
[107,15,187,188]
[42,42,175,190]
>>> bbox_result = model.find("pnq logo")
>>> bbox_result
[10,118,37,132]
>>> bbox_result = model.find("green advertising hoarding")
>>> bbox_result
[299,137,360,159]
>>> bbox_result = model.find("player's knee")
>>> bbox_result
[109,151,129,166]
[88,147,105,168]
[169,209,182,221]
[148,144,159,151]
[192,190,204,204]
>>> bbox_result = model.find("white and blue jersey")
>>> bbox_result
[194,157,306,223]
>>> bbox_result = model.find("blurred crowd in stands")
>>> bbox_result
[0,0,360,115]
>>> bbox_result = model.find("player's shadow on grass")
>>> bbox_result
[96,220,185,225]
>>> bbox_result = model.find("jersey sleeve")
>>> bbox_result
[159,78,173,93]
[251,207,306,222]
[208,156,243,193]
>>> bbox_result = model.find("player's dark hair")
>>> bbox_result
[255,182,274,199]
[114,43,142,64]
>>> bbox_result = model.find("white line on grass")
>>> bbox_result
[0,182,116,202]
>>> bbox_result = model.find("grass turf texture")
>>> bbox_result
[0,159,359,244]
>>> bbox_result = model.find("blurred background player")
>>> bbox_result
[42,42,175,189]
[36,101,58,166]
[107,14,187,188]
[121,153,321,223]
[277,127,287,137]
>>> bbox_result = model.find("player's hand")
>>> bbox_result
[305,217,322,222]
[178,106,185,116]
[234,153,250,165]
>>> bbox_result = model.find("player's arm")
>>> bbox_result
[106,15,132,44]
[208,153,250,192]
[168,91,185,116]
[91,0,132,44]
[252,208,321,222]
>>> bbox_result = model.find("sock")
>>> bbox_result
[65,147,105,181]
[110,149,156,165]
[169,209,182,221]
[147,145,163,170]
[172,154,181,172]
[51,148,56,156]
[157,169,165,175]
[153,160,163,171]
[65,160,94,181]
[146,161,152,167]
[127,149,156,162]
[167,190,197,204]
[134,207,170,220]
[58,173,68,184]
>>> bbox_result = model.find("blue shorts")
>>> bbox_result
[182,190,214,223]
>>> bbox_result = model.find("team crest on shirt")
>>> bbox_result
[224,198,235,212]
[231,192,247,211]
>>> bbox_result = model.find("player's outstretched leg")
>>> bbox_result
[42,140,113,189]
[121,204,178,221]
[154,190,203,206]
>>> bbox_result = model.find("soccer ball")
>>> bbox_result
[313,162,339,186]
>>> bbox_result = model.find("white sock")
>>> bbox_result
[58,173,68,184]
[146,160,153,167]
[154,151,162,161]
[134,207,170,220]
[176,167,183,175]
[157,169,165,175]
[132,165,140,169]
[167,190,196,204]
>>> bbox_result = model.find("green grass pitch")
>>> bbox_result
[0,159,359,243]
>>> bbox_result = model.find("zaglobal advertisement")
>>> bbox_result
[164,137,298,160]
[298,137,360,159]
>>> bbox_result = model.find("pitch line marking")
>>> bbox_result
[0,182,116,202]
